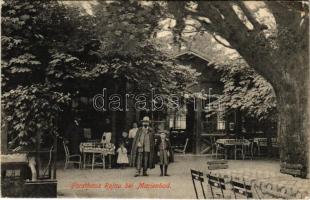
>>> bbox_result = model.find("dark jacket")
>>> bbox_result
[155,137,174,163]
[130,127,155,169]
[120,137,131,153]
[65,123,83,154]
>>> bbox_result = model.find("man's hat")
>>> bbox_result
[141,116,151,124]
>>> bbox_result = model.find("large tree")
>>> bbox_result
[163,1,309,177]
[1,1,97,149]
[156,33,277,124]
[1,1,198,149]
[86,1,198,96]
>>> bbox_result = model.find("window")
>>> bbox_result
[169,107,187,130]
[3,169,21,178]
[217,104,225,130]
[175,114,187,129]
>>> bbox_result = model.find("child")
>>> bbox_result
[116,141,129,169]
[156,130,174,176]
[121,132,131,153]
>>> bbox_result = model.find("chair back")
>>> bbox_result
[271,137,278,147]
[190,169,206,199]
[191,169,204,181]
[231,178,253,198]
[63,141,70,157]
[183,138,189,152]
[206,173,226,198]
[207,173,226,189]
[255,138,268,147]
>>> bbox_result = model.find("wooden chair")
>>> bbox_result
[244,140,254,159]
[174,138,189,154]
[234,145,245,160]
[63,141,81,169]
[206,173,226,198]
[231,178,253,199]
[215,143,226,159]
[257,138,268,156]
[91,152,105,170]
[190,169,206,199]
[234,139,252,160]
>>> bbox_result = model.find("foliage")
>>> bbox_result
[93,1,161,57]
[83,51,199,96]
[156,33,276,122]
[1,1,98,147]
[163,1,310,172]
[214,58,277,122]
[87,1,199,95]
[2,84,70,149]
[158,1,309,123]
[1,1,198,148]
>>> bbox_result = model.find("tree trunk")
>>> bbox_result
[233,32,309,177]
[277,92,309,177]
[168,0,309,176]
[274,57,309,178]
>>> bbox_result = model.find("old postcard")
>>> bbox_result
[1,1,309,199]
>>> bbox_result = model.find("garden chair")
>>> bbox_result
[234,145,245,160]
[174,138,189,154]
[257,138,268,156]
[190,169,206,199]
[206,173,226,198]
[63,141,81,169]
[234,139,252,160]
[91,152,105,170]
[231,177,253,199]
[215,143,226,159]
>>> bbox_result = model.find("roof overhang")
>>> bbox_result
[173,50,216,65]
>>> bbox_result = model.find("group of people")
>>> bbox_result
[116,116,174,177]
[65,115,173,176]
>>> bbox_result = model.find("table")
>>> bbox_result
[80,142,115,170]
[215,139,252,160]
[200,133,228,155]
[253,138,278,156]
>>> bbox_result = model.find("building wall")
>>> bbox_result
[175,53,225,153]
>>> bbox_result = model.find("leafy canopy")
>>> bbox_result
[1,1,198,149]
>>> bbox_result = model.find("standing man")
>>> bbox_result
[130,116,155,177]
[65,117,84,167]
[128,122,138,156]
[128,122,138,139]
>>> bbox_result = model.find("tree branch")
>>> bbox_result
[196,1,253,49]
[211,33,234,49]
[235,2,268,31]
[266,1,303,30]
[165,1,307,95]
[212,2,250,34]
[196,2,232,39]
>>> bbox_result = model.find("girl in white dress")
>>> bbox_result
[116,142,129,169]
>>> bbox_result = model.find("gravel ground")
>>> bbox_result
[57,155,281,198]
